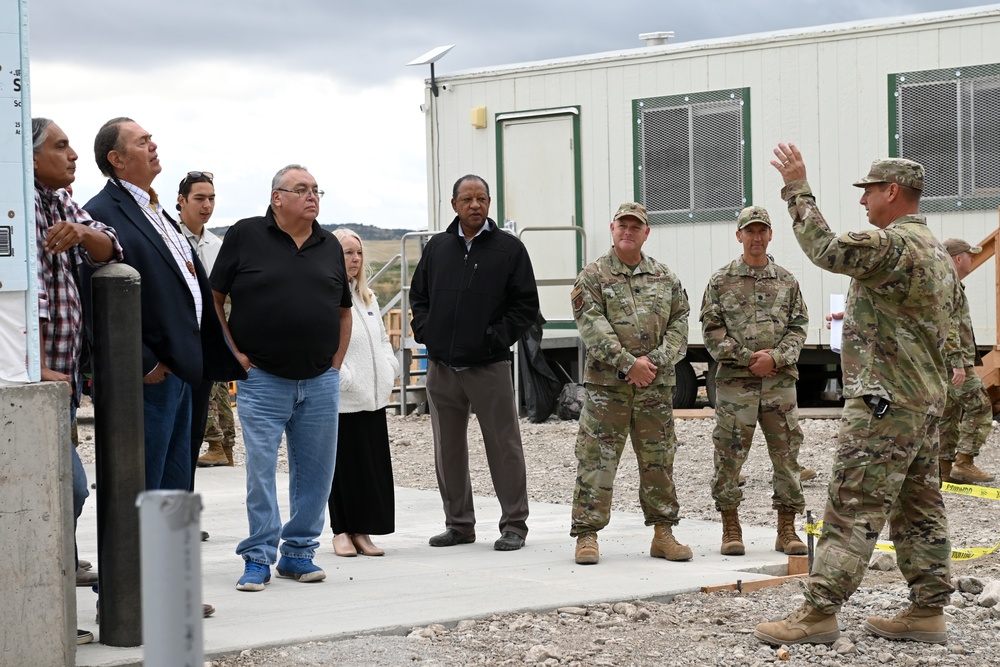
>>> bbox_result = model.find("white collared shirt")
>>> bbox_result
[120,180,202,325]
[457,218,492,251]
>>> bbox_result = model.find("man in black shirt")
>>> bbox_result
[211,164,352,592]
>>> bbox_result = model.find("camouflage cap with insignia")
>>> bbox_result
[737,205,771,230]
[852,158,925,191]
[613,202,649,225]
[943,238,983,257]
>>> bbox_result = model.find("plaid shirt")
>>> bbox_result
[35,180,123,387]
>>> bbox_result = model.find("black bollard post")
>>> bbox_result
[91,264,145,647]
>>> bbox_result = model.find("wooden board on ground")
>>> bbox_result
[675,407,843,420]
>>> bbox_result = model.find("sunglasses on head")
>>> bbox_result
[185,170,214,183]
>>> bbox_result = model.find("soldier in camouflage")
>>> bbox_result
[754,147,960,647]
[700,206,809,558]
[940,238,994,484]
[569,202,692,566]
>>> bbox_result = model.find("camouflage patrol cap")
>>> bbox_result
[943,238,983,257]
[737,206,771,230]
[613,202,648,225]
[852,158,925,191]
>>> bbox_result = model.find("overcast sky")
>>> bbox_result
[26,0,990,230]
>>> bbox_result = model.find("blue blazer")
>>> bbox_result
[84,181,246,386]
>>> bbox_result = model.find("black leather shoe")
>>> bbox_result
[494,531,525,551]
[428,528,475,547]
[201,531,210,542]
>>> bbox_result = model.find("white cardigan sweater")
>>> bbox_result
[338,291,400,414]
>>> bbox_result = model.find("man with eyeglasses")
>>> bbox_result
[211,164,352,592]
[83,119,244,496]
[175,172,237,475]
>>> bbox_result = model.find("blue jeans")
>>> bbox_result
[236,366,339,565]
[142,373,193,490]
[70,402,88,570]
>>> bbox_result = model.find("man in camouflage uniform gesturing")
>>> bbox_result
[939,238,995,485]
[569,202,691,565]
[701,205,809,557]
[755,146,959,646]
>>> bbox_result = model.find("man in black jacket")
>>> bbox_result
[410,174,539,551]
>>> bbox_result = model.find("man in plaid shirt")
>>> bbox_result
[33,118,122,616]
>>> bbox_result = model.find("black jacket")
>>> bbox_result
[410,217,539,367]
[84,181,246,386]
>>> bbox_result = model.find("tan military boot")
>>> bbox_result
[720,509,745,556]
[222,443,235,466]
[775,510,807,555]
[939,459,955,483]
[864,605,947,644]
[950,453,995,484]
[197,441,229,467]
[799,468,817,482]
[650,525,692,561]
[754,602,840,645]
[575,533,599,565]
[737,473,747,487]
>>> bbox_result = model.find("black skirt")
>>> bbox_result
[327,408,395,534]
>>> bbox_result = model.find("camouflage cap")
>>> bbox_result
[943,238,983,257]
[852,158,924,191]
[737,206,771,230]
[613,202,648,225]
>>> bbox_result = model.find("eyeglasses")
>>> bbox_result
[185,170,214,182]
[275,187,325,199]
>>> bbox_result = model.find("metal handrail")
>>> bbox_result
[513,225,588,412]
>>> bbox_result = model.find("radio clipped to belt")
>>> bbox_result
[864,395,890,419]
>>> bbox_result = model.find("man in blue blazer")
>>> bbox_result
[84,117,245,492]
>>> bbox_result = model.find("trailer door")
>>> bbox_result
[497,109,582,328]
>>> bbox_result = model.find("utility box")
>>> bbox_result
[0,0,37,385]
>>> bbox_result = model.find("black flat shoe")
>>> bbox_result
[494,531,525,551]
[428,528,475,547]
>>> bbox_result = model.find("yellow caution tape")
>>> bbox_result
[941,481,1000,500]
[804,522,999,561]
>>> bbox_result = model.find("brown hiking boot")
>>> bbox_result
[775,510,807,555]
[222,443,235,466]
[755,602,840,645]
[720,509,745,555]
[198,441,229,467]
[950,453,995,484]
[864,605,947,644]
[799,468,817,482]
[575,534,599,565]
[650,525,692,561]
[939,459,955,484]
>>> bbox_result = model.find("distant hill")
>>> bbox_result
[209,222,411,240]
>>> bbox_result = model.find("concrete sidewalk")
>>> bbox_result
[74,464,794,667]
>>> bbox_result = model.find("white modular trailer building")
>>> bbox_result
[419,5,1000,404]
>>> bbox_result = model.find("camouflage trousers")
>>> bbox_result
[939,370,992,460]
[805,398,953,614]
[711,373,805,513]
[204,382,236,448]
[571,383,678,536]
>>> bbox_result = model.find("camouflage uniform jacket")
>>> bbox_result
[945,283,980,370]
[700,257,808,380]
[782,180,959,416]
[571,248,689,387]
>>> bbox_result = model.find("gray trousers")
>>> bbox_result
[425,359,529,538]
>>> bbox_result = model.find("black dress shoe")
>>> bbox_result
[201,531,209,542]
[428,528,475,547]
[494,531,525,551]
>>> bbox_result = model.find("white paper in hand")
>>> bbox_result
[829,294,846,354]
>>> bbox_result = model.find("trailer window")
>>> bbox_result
[891,64,1000,211]
[633,88,750,224]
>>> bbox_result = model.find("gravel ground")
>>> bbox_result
[76,403,1000,666]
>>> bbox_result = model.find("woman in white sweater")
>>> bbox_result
[327,229,400,556]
